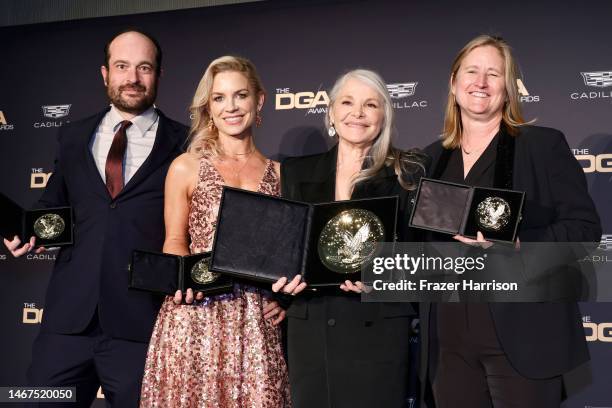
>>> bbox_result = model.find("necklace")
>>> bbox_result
[226,149,253,156]
[220,147,255,178]
[461,140,489,155]
[461,145,485,155]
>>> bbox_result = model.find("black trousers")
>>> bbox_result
[432,304,562,408]
[27,313,149,407]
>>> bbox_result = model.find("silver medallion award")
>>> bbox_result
[33,213,65,239]
[191,257,219,284]
[476,197,511,231]
[318,209,385,274]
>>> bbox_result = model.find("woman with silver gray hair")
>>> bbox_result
[273,68,428,408]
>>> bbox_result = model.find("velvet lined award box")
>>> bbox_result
[0,192,73,247]
[209,187,398,287]
[409,178,525,243]
[128,250,234,296]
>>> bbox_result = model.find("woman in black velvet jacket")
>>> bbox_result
[420,35,601,408]
[276,68,427,408]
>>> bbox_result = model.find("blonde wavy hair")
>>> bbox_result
[186,56,265,157]
[442,35,528,149]
[326,69,426,190]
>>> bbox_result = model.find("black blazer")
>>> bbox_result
[281,145,425,408]
[420,125,601,392]
[36,108,188,342]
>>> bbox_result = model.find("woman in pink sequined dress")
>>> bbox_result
[140,56,291,407]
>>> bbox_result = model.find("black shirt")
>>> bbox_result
[440,132,499,188]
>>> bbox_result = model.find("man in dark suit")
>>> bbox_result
[4,29,188,406]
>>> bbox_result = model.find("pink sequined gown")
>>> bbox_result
[140,158,291,408]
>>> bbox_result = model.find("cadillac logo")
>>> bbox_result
[581,72,612,88]
[42,104,71,119]
[598,234,612,251]
[386,83,418,99]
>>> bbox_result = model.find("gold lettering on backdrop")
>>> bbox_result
[22,307,44,324]
[584,322,612,342]
[275,91,330,110]
[575,154,612,173]
[30,172,53,188]
[516,79,529,96]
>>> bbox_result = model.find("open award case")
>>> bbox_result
[0,192,73,247]
[409,178,525,243]
[128,250,234,296]
[209,187,398,287]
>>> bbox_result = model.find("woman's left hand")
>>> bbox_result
[263,300,286,325]
[339,280,368,293]
[272,275,307,295]
[453,231,493,249]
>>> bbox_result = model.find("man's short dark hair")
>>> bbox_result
[104,28,163,75]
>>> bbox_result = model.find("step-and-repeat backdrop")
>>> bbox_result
[1,0,610,406]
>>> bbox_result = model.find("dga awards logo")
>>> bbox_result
[516,79,540,103]
[0,110,15,130]
[386,82,428,109]
[570,71,612,100]
[583,315,612,342]
[22,303,44,324]
[30,168,53,189]
[34,104,71,128]
[573,148,612,173]
[275,87,329,115]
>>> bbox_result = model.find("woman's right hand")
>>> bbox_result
[173,288,205,304]
[453,231,493,249]
[272,275,307,295]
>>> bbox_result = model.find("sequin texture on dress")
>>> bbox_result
[140,158,291,407]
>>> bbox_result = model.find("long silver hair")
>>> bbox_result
[326,69,427,190]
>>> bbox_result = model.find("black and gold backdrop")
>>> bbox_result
[1,0,611,406]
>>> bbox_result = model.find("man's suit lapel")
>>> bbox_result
[299,145,337,203]
[119,110,183,198]
[81,108,112,200]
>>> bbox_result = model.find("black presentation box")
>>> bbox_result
[0,192,73,247]
[210,187,398,287]
[129,250,234,296]
[409,178,524,243]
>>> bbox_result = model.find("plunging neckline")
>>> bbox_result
[207,157,272,192]
[459,134,498,184]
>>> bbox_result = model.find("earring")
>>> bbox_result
[207,118,216,132]
[256,111,263,127]
[328,124,336,137]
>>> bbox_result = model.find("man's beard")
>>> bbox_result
[107,82,157,115]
